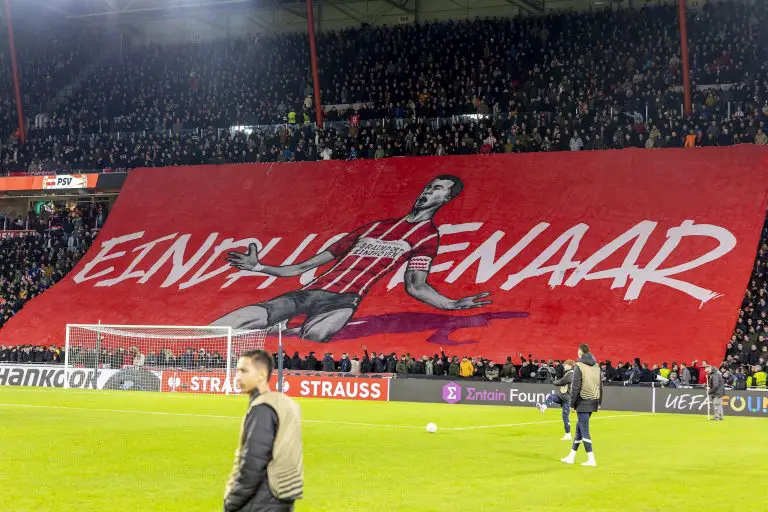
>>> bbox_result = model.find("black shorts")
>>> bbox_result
[260,290,360,326]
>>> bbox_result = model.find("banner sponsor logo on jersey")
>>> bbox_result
[2,148,768,362]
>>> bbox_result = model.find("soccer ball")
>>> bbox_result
[425,422,438,433]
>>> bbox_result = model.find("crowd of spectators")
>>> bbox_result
[0,28,106,140]
[725,216,768,387]
[3,342,767,389]
[267,348,766,389]
[0,344,63,364]
[2,1,768,173]
[0,206,103,329]
[61,345,227,370]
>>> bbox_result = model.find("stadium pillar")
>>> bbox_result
[306,0,323,128]
[677,0,692,117]
[4,0,26,143]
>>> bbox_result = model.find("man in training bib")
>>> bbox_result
[561,344,602,467]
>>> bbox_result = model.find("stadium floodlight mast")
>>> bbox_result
[64,323,282,393]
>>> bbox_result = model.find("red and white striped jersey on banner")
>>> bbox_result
[303,217,439,297]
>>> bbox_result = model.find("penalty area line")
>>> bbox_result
[0,403,651,430]
[0,387,241,399]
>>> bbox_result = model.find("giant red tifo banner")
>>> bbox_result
[2,148,768,362]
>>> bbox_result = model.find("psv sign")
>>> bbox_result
[42,174,89,190]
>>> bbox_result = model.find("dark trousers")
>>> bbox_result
[571,411,593,453]
[544,393,571,434]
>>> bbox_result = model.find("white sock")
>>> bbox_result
[564,450,576,460]
[587,452,595,463]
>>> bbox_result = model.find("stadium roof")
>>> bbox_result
[16,0,579,21]
[18,0,419,20]
[3,0,611,34]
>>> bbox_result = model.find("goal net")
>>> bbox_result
[64,324,277,394]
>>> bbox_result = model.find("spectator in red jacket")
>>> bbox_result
[693,360,709,385]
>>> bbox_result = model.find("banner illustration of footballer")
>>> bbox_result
[211,175,493,342]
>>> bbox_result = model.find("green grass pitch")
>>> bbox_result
[0,387,761,511]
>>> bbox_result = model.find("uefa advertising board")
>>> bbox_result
[656,388,768,418]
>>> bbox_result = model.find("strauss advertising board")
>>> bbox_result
[161,371,390,400]
[1,148,767,362]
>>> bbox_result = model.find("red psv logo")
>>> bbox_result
[41,174,88,190]
[282,375,389,401]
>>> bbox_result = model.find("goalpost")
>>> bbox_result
[64,324,283,394]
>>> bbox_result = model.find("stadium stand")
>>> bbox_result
[0,2,767,373]
[0,208,101,330]
[726,216,768,382]
[1,1,767,173]
[0,27,106,144]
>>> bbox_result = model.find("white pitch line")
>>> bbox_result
[0,403,651,430]
[0,403,241,420]
[303,419,424,429]
[0,403,426,428]
[445,413,652,431]
[0,387,241,399]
